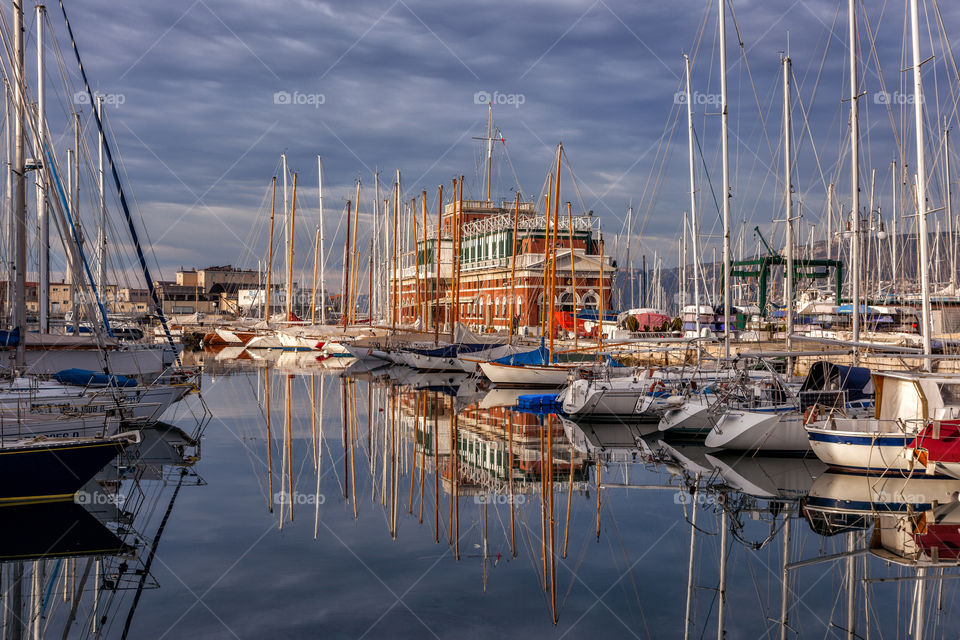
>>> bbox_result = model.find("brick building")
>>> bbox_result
[392,199,614,335]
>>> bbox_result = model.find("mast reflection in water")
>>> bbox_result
[65,354,960,638]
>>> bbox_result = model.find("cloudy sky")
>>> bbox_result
[28,0,960,289]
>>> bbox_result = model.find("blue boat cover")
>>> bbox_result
[0,328,18,347]
[800,361,873,402]
[493,345,551,366]
[54,368,137,388]
[516,393,560,409]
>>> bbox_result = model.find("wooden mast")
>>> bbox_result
[422,191,429,323]
[508,192,520,345]
[548,144,561,361]
[265,177,277,320]
[342,200,351,330]
[411,197,421,327]
[568,202,578,350]
[285,173,298,322]
[541,174,552,338]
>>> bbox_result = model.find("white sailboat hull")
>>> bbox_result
[806,420,923,473]
[478,361,574,387]
[705,409,809,452]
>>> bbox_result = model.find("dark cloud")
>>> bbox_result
[36,0,960,286]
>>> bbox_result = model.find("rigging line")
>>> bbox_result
[57,0,179,362]
[692,124,723,223]
[790,64,834,210]
[120,469,187,640]
[725,0,777,169]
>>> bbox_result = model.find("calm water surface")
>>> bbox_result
[20,353,960,639]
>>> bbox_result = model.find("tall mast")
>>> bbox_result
[71,112,80,334]
[391,180,398,329]
[681,213,687,316]
[4,81,10,325]
[486,104,493,201]
[685,54,701,336]
[35,3,48,333]
[783,56,794,366]
[343,200,352,330]
[318,156,326,324]
[13,0,26,366]
[718,0,732,359]
[626,205,632,309]
[910,0,932,364]
[826,183,834,262]
[891,164,897,292]
[848,0,861,362]
[945,130,955,290]
[548,144,561,361]
[282,154,288,302]
[286,173,297,322]
[434,184,442,343]
[350,177,361,324]
[421,191,428,322]
[96,96,107,298]
[310,225,319,325]
[265,177,276,320]
[509,193,520,346]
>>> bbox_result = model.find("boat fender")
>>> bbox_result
[802,406,819,426]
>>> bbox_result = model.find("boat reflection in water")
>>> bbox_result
[246,360,960,636]
[0,423,206,639]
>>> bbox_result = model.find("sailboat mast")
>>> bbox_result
[548,144,561,361]
[36,4,48,333]
[286,173,297,322]
[350,177,361,325]
[265,178,276,319]
[509,193,520,345]
[568,201,578,350]
[318,156,326,324]
[685,54,701,336]
[945,130,954,290]
[848,0,861,362]
[434,184,442,342]
[310,225,319,325]
[96,96,107,297]
[718,0,732,359]
[626,205,632,309]
[910,0,932,364]
[281,154,289,315]
[13,0,25,367]
[486,104,493,202]
[343,200,352,330]
[421,191,428,323]
[71,112,80,333]
[783,56,794,365]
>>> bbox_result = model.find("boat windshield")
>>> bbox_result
[939,383,960,406]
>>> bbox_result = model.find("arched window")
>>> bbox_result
[581,292,600,310]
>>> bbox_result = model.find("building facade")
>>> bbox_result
[392,199,614,335]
